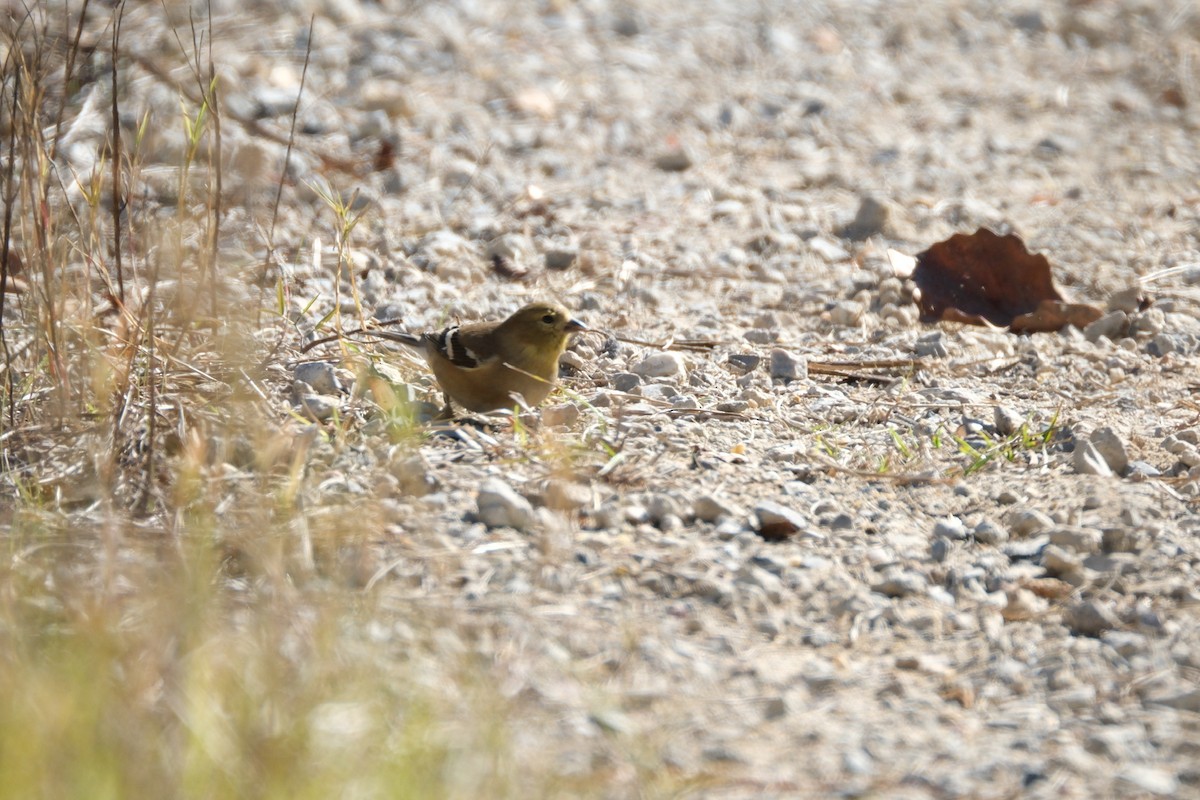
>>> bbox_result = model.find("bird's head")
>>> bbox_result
[501,302,587,350]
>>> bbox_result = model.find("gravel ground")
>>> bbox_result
[24,0,1200,796]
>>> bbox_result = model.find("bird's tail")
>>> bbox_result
[367,330,424,349]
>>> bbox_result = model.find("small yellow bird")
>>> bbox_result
[374,301,587,414]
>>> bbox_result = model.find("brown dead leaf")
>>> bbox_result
[912,228,1102,333]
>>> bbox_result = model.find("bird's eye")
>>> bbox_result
[541,313,556,325]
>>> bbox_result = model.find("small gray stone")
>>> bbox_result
[1146,332,1178,357]
[743,328,778,344]
[829,300,864,326]
[933,516,969,541]
[476,479,538,532]
[727,353,761,374]
[808,236,850,262]
[390,455,437,497]
[543,479,593,512]
[1147,688,1200,712]
[542,403,580,428]
[930,537,950,563]
[693,494,741,522]
[294,393,340,422]
[1106,286,1145,313]
[915,332,950,358]
[646,494,684,525]
[1008,507,1054,537]
[872,570,927,598]
[632,351,685,378]
[1083,310,1129,343]
[1129,307,1165,337]
[1067,599,1121,636]
[735,565,784,603]
[973,519,1009,545]
[1048,526,1103,554]
[993,406,1024,436]
[485,233,533,273]
[1101,630,1149,657]
[640,383,678,401]
[1073,440,1114,477]
[654,148,693,172]
[768,349,807,382]
[836,196,889,241]
[611,372,642,393]
[754,501,808,541]
[1042,544,1084,577]
[295,361,343,394]
[544,248,577,271]
[1089,426,1129,474]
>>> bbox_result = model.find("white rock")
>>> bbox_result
[1088,426,1129,474]
[1117,766,1179,796]
[1073,440,1114,477]
[1083,310,1128,342]
[476,479,538,532]
[632,351,685,378]
[693,494,741,522]
[993,406,1024,436]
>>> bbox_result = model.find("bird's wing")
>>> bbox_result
[424,325,499,370]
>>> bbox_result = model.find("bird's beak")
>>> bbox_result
[565,318,587,333]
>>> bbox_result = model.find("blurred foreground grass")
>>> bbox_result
[0,514,504,799]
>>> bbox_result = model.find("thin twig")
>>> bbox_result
[260,13,315,318]
[109,0,126,303]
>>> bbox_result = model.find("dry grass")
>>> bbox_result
[0,5,597,797]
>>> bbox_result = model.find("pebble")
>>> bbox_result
[693,494,741,523]
[389,455,437,496]
[1117,766,1179,796]
[1129,307,1165,337]
[1003,588,1048,620]
[1008,508,1054,537]
[872,570,927,598]
[1089,427,1129,474]
[294,393,340,422]
[641,383,678,401]
[1083,310,1129,342]
[543,479,593,512]
[727,353,761,374]
[486,233,532,267]
[754,501,808,541]
[915,332,950,358]
[1146,332,1178,357]
[654,148,693,171]
[294,361,344,394]
[542,403,580,428]
[933,516,969,541]
[1042,544,1085,578]
[1048,526,1103,554]
[1067,599,1121,636]
[1107,286,1145,313]
[611,372,642,392]
[808,236,850,262]
[930,537,950,562]
[993,406,1024,436]
[973,519,1009,545]
[632,351,685,378]
[544,248,577,271]
[476,479,538,532]
[1073,440,1114,477]
[835,196,889,241]
[768,349,807,382]
[829,300,864,326]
